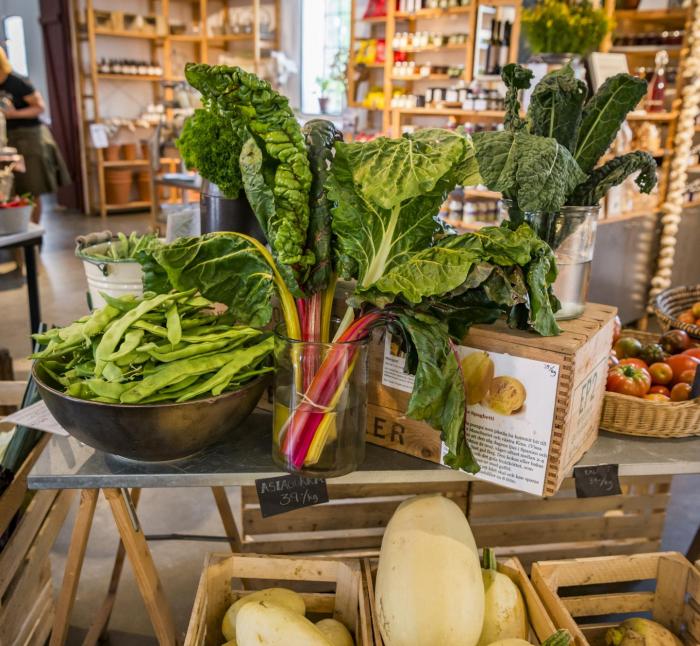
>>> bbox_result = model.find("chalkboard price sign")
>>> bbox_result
[255,475,329,518]
[574,464,622,498]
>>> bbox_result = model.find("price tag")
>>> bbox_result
[89,123,109,149]
[255,475,329,518]
[574,464,622,498]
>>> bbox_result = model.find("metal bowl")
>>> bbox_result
[32,363,269,462]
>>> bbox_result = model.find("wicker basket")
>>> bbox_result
[653,284,700,338]
[601,329,700,438]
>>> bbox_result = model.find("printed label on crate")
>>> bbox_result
[255,475,329,518]
[382,336,559,495]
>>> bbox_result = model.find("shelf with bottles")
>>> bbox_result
[473,1,519,79]
[392,31,470,52]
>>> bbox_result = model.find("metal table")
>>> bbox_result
[0,223,44,334]
[28,410,700,645]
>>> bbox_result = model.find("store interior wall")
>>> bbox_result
[0,0,51,123]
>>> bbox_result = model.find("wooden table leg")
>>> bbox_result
[82,488,142,646]
[103,488,176,646]
[50,488,99,646]
[211,486,242,552]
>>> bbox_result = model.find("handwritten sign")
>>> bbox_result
[255,475,329,518]
[574,464,621,498]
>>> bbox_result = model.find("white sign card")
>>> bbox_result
[381,336,560,495]
[1,400,69,436]
[89,123,109,149]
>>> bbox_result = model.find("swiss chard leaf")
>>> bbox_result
[568,151,657,206]
[527,64,587,153]
[185,64,314,272]
[303,119,343,293]
[327,129,481,290]
[472,130,586,213]
[142,233,275,327]
[574,73,647,173]
[394,311,478,473]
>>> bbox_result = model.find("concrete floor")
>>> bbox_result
[1,206,699,644]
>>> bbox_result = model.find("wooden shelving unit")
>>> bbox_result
[348,0,520,134]
[73,0,280,217]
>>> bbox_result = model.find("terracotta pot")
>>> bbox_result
[141,141,150,160]
[104,144,121,162]
[122,143,138,161]
[105,169,133,205]
[136,170,152,201]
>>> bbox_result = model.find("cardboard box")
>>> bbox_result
[367,303,617,496]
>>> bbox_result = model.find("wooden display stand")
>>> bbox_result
[468,475,672,571]
[185,553,373,646]
[367,303,618,496]
[364,555,556,646]
[532,552,700,646]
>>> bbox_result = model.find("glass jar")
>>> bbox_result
[272,325,369,477]
[504,203,599,320]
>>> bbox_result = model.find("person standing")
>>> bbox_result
[0,47,70,223]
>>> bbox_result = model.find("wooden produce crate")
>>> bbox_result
[0,438,75,645]
[235,481,468,555]
[531,552,700,646]
[367,303,618,496]
[184,553,373,646]
[468,475,672,572]
[364,555,557,645]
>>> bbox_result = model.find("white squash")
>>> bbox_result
[221,588,305,641]
[375,494,484,646]
[316,618,355,646]
[487,639,532,646]
[478,549,528,646]
[236,601,333,646]
[222,641,237,646]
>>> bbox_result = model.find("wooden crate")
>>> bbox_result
[367,303,618,496]
[184,553,373,646]
[364,555,557,646]
[0,438,75,645]
[467,475,671,572]
[532,552,700,646]
[235,481,468,555]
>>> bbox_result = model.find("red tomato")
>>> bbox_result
[606,364,652,397]
[612,315,622,344]
[619,358,648,369]
[678,368,697,384]
[644,393,670,402]
[683,348,700,359]
[649,385,671,396]
[670,382,692,402]
[648,362,673,385]
[613,337,642,359]
[666,354,700,382]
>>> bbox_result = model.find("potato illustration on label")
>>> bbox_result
[461,351,495,405]
[484,376,527,415]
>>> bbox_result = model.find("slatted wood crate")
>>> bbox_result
[468,475,672,573]
[531,552,700,646]
[234,481,468,555]
[0,437,75,645]
[364,555,557,646]
[184,553,373,646]
[367,303,617,496]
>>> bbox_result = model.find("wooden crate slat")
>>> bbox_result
[688,567,700,604]
[242,528,386,555]
[683,600,700,644]
[562,591,655,616]
[654,555,691,633]
[0,559,50,642]
[9,575,53,646]
[0,489,58,598]
[472,512,665,547]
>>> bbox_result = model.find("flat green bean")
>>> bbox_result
[105,329,145,362]
[85,379,127,400]
[148,339,232,362]
[166,304,182,345]
[180,327,261,344]
[102,362,123,383]
[132,320,169,338]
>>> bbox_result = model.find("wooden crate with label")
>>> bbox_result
[367,303,617,497]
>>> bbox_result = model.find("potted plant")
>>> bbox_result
[473,64,657,318]
[316,77,333,114]
[315,51,348,114]
[522,0,611,71]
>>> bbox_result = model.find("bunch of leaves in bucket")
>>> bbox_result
[138,64,565,475]
[472,63,658,245]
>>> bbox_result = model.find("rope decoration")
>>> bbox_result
[648,0,700,308]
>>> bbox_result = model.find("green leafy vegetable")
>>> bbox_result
[574,73,648,174]
[527,64,587,153]
[502,63,533,132]
[176,108,245,199]
[568,151,657,206]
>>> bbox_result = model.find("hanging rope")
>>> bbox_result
[648,0,700,308]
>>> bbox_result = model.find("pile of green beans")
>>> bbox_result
[31,290,273,404]
[81,232,161,261]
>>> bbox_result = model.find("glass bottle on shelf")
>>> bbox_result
[646,50,669,113]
